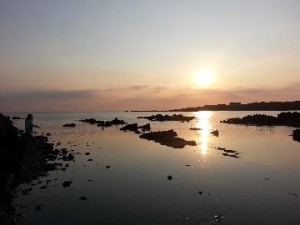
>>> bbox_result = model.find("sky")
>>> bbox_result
[0,0,300,112]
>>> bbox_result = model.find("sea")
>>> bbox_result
[8,111,300,225]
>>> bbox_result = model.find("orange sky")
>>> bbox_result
[1,1,300,112]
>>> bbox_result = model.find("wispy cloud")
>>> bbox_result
[1,83,299,112]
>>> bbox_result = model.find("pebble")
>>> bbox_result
[79,196,87,200]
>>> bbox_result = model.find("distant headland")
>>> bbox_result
[131,101,300,112]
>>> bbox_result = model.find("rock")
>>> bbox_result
[215,147,239,159]
[12,116,24,120]
[62,123,76,127]
[221,112,300,127]
[105,166,110,169]
[292,129,300,142]
[85,152,90,155]
[35,205,42,211]
[79,196,87,200]
[211,130,219,137]
[62,181,72,188]
[167,175,173,180]
[138,114,196,122]
[139,123,151,132]
[198,191,203,195]
[190,127,202,130]
[139,129,197,148]
[87,159,93,161]
[40,185,47,190]
[120,123,139,133]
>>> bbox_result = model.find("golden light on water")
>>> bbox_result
[194,111,213,155]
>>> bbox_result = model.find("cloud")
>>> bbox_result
[0,83,299,112]
[1,89,99,100]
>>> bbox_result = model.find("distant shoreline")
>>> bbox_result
[132,101,300,112]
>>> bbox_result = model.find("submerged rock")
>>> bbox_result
[62,123,76,127]
[215,147,239,159]
[62,181,72,188]
[139,129,197,148]
[79,196,87,200]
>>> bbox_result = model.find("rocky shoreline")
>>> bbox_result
[0,113,74,225]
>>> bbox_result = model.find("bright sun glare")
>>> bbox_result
[194,69,215,87]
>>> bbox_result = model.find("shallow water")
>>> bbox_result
[10,111,300,225]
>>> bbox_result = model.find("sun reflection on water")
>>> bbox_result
[193,111,213,155]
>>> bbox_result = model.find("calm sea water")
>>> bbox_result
[10,111,300,225]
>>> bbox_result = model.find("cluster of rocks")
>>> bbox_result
[138,114,196,122]
[140,129,197,148]
[221,112,300,127]
[79,117,126,127]
[120,123,151,134]
[0,113,75,224]
[79,116,197,149]
[221,112,300,142]
[0,113,26,224]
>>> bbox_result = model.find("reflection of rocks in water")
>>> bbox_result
[215,147,239,159]
[138,114,196,122]
[140,129,197,148]
[293,129,300,142]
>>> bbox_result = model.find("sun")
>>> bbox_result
[194,69,215,87]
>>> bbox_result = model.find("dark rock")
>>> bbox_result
[79,196,87,200]
[190,127,202,130]
[46,133,51,136]
[185,164,191,167]
[35,205,42,211]
[105,166,110,169]
[87,159,93,161]
[292,129,300,142]
[198,191,203,195]
[139,123,151,132]
[62,181,72,188]
[139,129,197,148]
[221,112,300,127]
[40,185,47,190]
[167,175,173,180]
[138,114,196,122]
[85,152,90,155]
[211,130,219,137]
[62,123,76,127]
[216,147,239,159]
[120,123,139,133]
[12,116,24,120]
